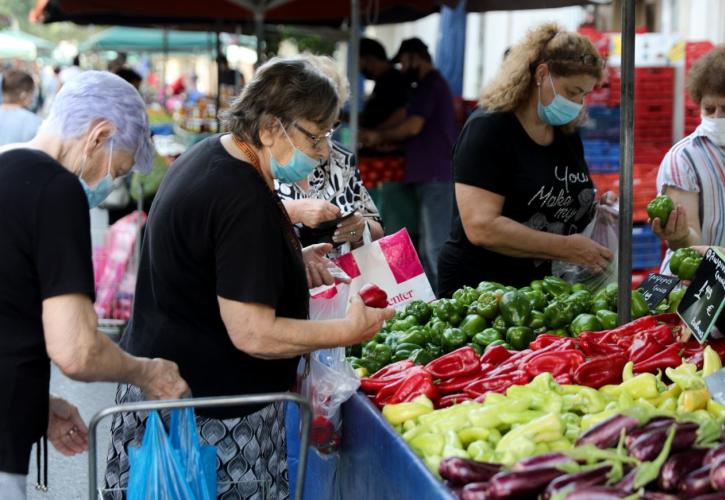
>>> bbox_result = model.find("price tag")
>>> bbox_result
[637,273,680,310]
[677,247,725,344]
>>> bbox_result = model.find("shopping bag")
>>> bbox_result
[552,203,619,292]
[309,279,351,321]
[332,228,435,311]
[127,411,195,500]
[169,409,217,500]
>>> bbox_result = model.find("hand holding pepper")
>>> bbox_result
[650,204,690,248]
[344,294,395,345]
[563,234,613,274]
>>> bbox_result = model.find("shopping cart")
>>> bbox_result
[88,392,312,500]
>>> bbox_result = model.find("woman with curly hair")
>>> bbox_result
[653,46,725,272]
[437,23,614,296]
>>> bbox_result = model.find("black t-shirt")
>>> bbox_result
[121,136,309,419]
[360,67,410,129]
[0,149,94,474]
[438,110,595,296]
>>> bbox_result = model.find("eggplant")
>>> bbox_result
[625,417,676,447]
[642,494,680,500]
[629,422,698,461]
[460,482,490,500]
[680,465,715,497]
[704,442,725,466]
[487,468,563,499]
[576,414,640,449]
[543,464,611,500]
[709,455,725,490]
[511,452,574,471]
[439,457,502,486]
[564,486,626,500]
[692,494,725,500]
[657,448,709,491]
[615,468,637,494]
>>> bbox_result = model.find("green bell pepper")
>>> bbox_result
[492,315,508,334]
[393,342,421,361]
[346,356,367,370]
[548,329,570,337]
[668,287,686,313]
[631,290,650,319]
[428,320,448,346]
[593,283,619,311]
[472,327,505,347]
[453,286,479,307]
[506,326,535,350]
[678,254,702,281]
[441,327,467,352]
[397,327,429,346]
[542,276,571,298]
[500,290,532,327]
[522,289,548,311]
[654,300,670,314]
[590,298,611,314]
[543,300,576,329]
[460,314,488,338]
[646,194,674,229]
[468,291,499,320]
[529,310,546,330]
[405,300,432,325]
[571,283,589,293]
[477,281,504,294]
[410,348,436,365]
[669,247,701,276]
[487,339,507,348]
[595,309,618,330]
[565,290,593,316]
[569,313,603,336]
[431,299,454,322]
[530,279,544,292]
[391,315,419,332]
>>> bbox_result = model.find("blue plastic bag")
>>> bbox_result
[169,408,217,500]
[127,411,195,500]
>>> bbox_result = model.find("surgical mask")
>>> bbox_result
[270,121,319,184]
[699,115,725,147]
[537,73,583,126]
[79,140,115,209]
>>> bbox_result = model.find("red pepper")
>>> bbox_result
[643,324,675,345]
[360,360,414,393]
[386,369,438,405]
[359,283,389,308]
[530,335,577,351]
[578,337,624,357]
[438,393,473,408]
[526,349,585,378]
[464,370,530,397]
[554,373,573,385]
[425,346,480,379]
[487,349,536,376]
[374,367,428,406]
[480,344,513,366]
[600,316,659,344]
[652,313,682,327]
[628,333,664,364]
[633,344,683,373]
[437,366,490,395]
[573,353,628,388]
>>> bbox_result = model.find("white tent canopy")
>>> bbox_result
[0,32,37,60]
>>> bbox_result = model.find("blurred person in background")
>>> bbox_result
[0,70,188,499]
[0,69,42,146]
[652,46,725,272]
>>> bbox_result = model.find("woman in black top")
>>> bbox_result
[105,58,393,498]
[438,23,614,296]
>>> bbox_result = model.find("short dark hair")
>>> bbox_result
[393,37,432,63]
[687,45,725,104]
[360,38,388,62]
[2,69,35,103]
[114,67,142,86]
[222,57,339,148]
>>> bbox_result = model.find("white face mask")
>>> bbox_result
[700,115,725,147]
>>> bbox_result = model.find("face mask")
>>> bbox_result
[699,115,725,147]
[537,72,583,126]
[79,140,115,209]
[270,120,319,184]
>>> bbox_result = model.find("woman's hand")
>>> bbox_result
[565,234,613,273]
[342,294,395,345]
[303,243,336,288]
[333,212,366,244]
[650,205,690,247]
[293,199,340,228]
[48,396,88,456]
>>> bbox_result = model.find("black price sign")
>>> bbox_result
[637,273,680,310]
[678,247,725,344]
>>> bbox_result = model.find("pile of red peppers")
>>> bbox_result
[360,314,725,410]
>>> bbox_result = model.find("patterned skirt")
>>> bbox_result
[104,384,289,500]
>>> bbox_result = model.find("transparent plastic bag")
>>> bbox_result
[169,409,217,500]
[552,203,619,293]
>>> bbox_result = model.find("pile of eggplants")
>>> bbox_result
[438,413,725,499]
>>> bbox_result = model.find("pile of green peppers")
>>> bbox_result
[669,247,703,281]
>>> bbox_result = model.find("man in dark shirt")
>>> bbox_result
[360,38,458,294]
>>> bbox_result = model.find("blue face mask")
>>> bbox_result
[537,73,583,126]
[270,121,319,184]
[79,140,115,209]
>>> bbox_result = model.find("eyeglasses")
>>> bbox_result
[293,121,341,150]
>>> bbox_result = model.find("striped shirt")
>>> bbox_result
[656,124,725,272]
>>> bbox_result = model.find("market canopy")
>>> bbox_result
[0,28,54,52]
[0,31,37,60]
[79,26,256,53]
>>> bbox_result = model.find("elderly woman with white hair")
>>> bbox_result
[0,70,188,498]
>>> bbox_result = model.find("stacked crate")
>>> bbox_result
[582,106,621,174]
[684,41,715,135]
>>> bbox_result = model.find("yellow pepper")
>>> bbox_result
[355,367,369,378]
[707,400,725,418]
[703,346,722,377]
[382,399,434,425]
[620,373,660,400]
[458,427,491,447]
[622,361,634,381]
[599,384,622,398]
[678,388,711,413]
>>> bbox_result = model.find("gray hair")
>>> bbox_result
[39,70,153,172]
[303,55,350,105]
[222,57,339,148]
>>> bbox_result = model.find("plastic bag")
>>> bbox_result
[552,203,619,292]
[169,409,217,500]
[127,411,195,500]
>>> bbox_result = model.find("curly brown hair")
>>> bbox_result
[687,45,725,104]
[480,22,604,113]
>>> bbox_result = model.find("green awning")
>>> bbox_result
[80,26,254,53]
